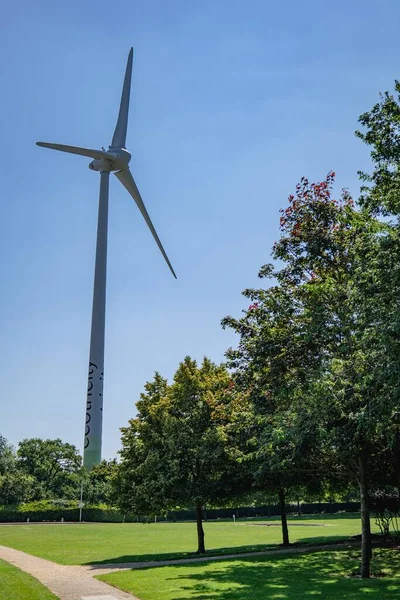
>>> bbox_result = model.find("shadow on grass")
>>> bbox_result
[157,548,400,600]
[86,544,277,566]
[86,535,354,566]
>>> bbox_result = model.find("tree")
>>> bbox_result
[270,172,397,578]
[17,438,82,499]
[86,459,119,506]
[116,358,250,553]
[0,472,36,505]
[115,372,172,518]
[222,267,328,545]
[354,81,400,558]
[0,435,15,476]
[355,80,400,491]
[223,171,396,576]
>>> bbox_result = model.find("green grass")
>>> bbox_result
[0,517,377,565]
[98,548,400,600]
[0,559,58,600]
[243,512,362,521]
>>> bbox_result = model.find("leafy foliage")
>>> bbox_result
[0,435,15,476]
[356,81,400,215]
[0,472,37,505]
[223,165,400,574]
[85,459,119,506]
[17,438,83,499]
[370,489,400,543]
[115,358,250,552]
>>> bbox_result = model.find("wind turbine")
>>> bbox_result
[37,48,176,471]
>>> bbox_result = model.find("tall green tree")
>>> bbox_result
[115,372,172,517]
[0,435,37,505]
[269,172,396,578]
[163,357,250,553]
[116,358,250,553]
[355,79,400,514]
[224,171,396,576]
[17,438,82,499]
[222,265,327,545]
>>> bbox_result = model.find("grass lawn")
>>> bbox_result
[98,547,400,600]
[0,559,58,600]
[0,516,378,565]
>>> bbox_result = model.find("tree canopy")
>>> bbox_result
[116,357,250,553]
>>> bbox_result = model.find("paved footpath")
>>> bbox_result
[0,545,139,600]
[0,541,357,599]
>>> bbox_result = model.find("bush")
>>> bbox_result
[0,500,135,523]
[370,490,400,543]
[0,499,362,523]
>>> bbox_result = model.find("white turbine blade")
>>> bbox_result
[111,48,133,149]
[36,142,116,161]
[115,169,177,279]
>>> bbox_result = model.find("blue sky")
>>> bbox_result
[1,0,399,460]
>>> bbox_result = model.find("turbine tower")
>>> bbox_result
[37,48,176,471]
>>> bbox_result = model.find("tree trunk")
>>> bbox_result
[278,488,290,546]
[195,502,205,554]
[359,454,371,578]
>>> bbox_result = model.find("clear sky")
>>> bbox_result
[1,0,399,460]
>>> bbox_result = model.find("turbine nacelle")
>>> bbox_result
[88,147,131,172]
[88,158,113,172]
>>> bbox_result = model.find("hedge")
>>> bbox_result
[0,500,133,523]
[169,501,361,522]
[0,500,361,523]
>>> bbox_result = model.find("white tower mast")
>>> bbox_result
[84,170,109,470]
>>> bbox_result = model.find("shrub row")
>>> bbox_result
[0,500,132,523]
[170,501,361,522]
[0,500,361,523]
